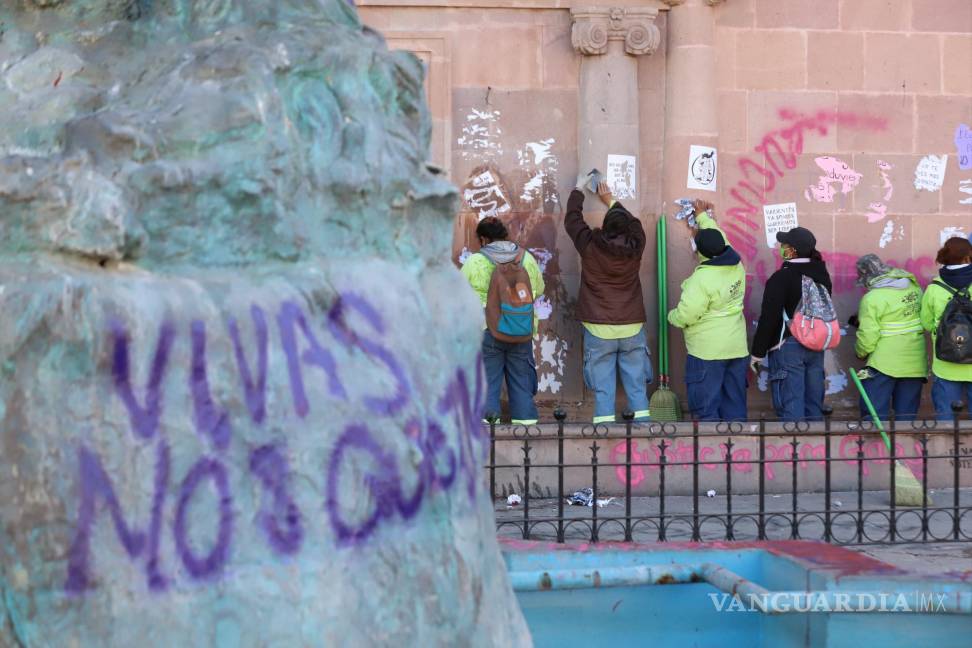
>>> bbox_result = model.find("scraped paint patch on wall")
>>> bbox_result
[529,248,553,274]
[805,156,862,203]
[940,226,968,245]
[914,154,948,192]
[533,295,552,321]
[463,170,511,220]
[955,124,972,171]
[959,179,972,205]
[865,160,894,223]
[517,139,558,205]
[878,220,904,249]
[535,332,567,395]
[457,109,503,161]
[824,347,848,396]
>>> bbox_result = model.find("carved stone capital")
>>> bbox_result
[571,7,661,57]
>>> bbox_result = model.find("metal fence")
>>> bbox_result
[485,405,972,546]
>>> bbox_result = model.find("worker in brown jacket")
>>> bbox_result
[565,176,651,423]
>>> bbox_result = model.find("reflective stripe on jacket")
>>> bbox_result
[855,271,927,378]
[668,214,748,361]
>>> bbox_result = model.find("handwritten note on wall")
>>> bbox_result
[607,154,636,200]
[763,203,798,248]
[914,154,948,192]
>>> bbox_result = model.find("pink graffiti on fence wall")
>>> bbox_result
[722,109,888,262]
[612,436,926,487]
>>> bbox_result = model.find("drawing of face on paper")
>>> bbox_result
[607,154,636,200]
[687,145,717,192]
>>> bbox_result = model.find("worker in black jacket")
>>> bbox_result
[751,227,833,421]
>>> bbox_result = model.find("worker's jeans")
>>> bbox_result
[583,328,653,423]
[684,355,748,422]
[931,377,972,421]
[768,338,825,421]
[858,368,923,422]
[482,330,539,424]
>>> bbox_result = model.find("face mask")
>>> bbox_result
[779,246,789,261]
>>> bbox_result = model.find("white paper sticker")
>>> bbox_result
[687,145,718,192]
[763,202,799,248]
[941,226,968,246]
[606,154,636,200]
[914,154,948,192]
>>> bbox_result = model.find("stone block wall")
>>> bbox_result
[359,0,972,419]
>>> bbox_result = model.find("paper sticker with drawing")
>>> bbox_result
[914,154,948,192]
[763,203,798,248]
[687,145,717,192]
[606,154,636,200]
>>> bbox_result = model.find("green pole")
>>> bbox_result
[849,368,893,452]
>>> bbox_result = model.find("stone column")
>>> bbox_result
[661,0,724,210]
[661,0,725,398]
[571,6,661,219]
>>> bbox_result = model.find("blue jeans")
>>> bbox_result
[858,368,923,422]
[931,377,972,421]
[768,337,825,421]
[482,330,538,423]
[583,328,653,423]
[685,355,748,422]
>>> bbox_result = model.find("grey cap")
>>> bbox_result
[856,253,892,286]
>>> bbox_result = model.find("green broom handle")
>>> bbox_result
[656,217,665,378]
[662,215,669,379]
[657,218,664,376]
[849,368,893,452]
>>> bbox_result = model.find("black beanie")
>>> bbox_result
[695,229,727,258]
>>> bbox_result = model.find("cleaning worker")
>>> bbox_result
[850,254,926,421]
[566,174,651,424]
[920,236,972,420]
[668,200,748,421]
[461,216,545,425]
[751,227,833,421]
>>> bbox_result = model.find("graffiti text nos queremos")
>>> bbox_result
[65,292,485,594]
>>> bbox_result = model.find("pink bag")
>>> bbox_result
[784,276,841,351]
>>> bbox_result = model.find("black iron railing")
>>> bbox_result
[485,404,972,546]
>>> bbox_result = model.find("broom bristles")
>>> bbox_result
[649,384,680,422]
[894,460,931,507]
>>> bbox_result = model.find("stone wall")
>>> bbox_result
[359,0,972,419]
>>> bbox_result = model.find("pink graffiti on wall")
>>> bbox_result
[612,436,926,487]
[722,109,888,262]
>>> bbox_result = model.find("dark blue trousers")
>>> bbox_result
[858,368,924,422]
[482,330,538,424]
[931,378,972,421]
[684,355,748,422]
[768,338,825,421]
